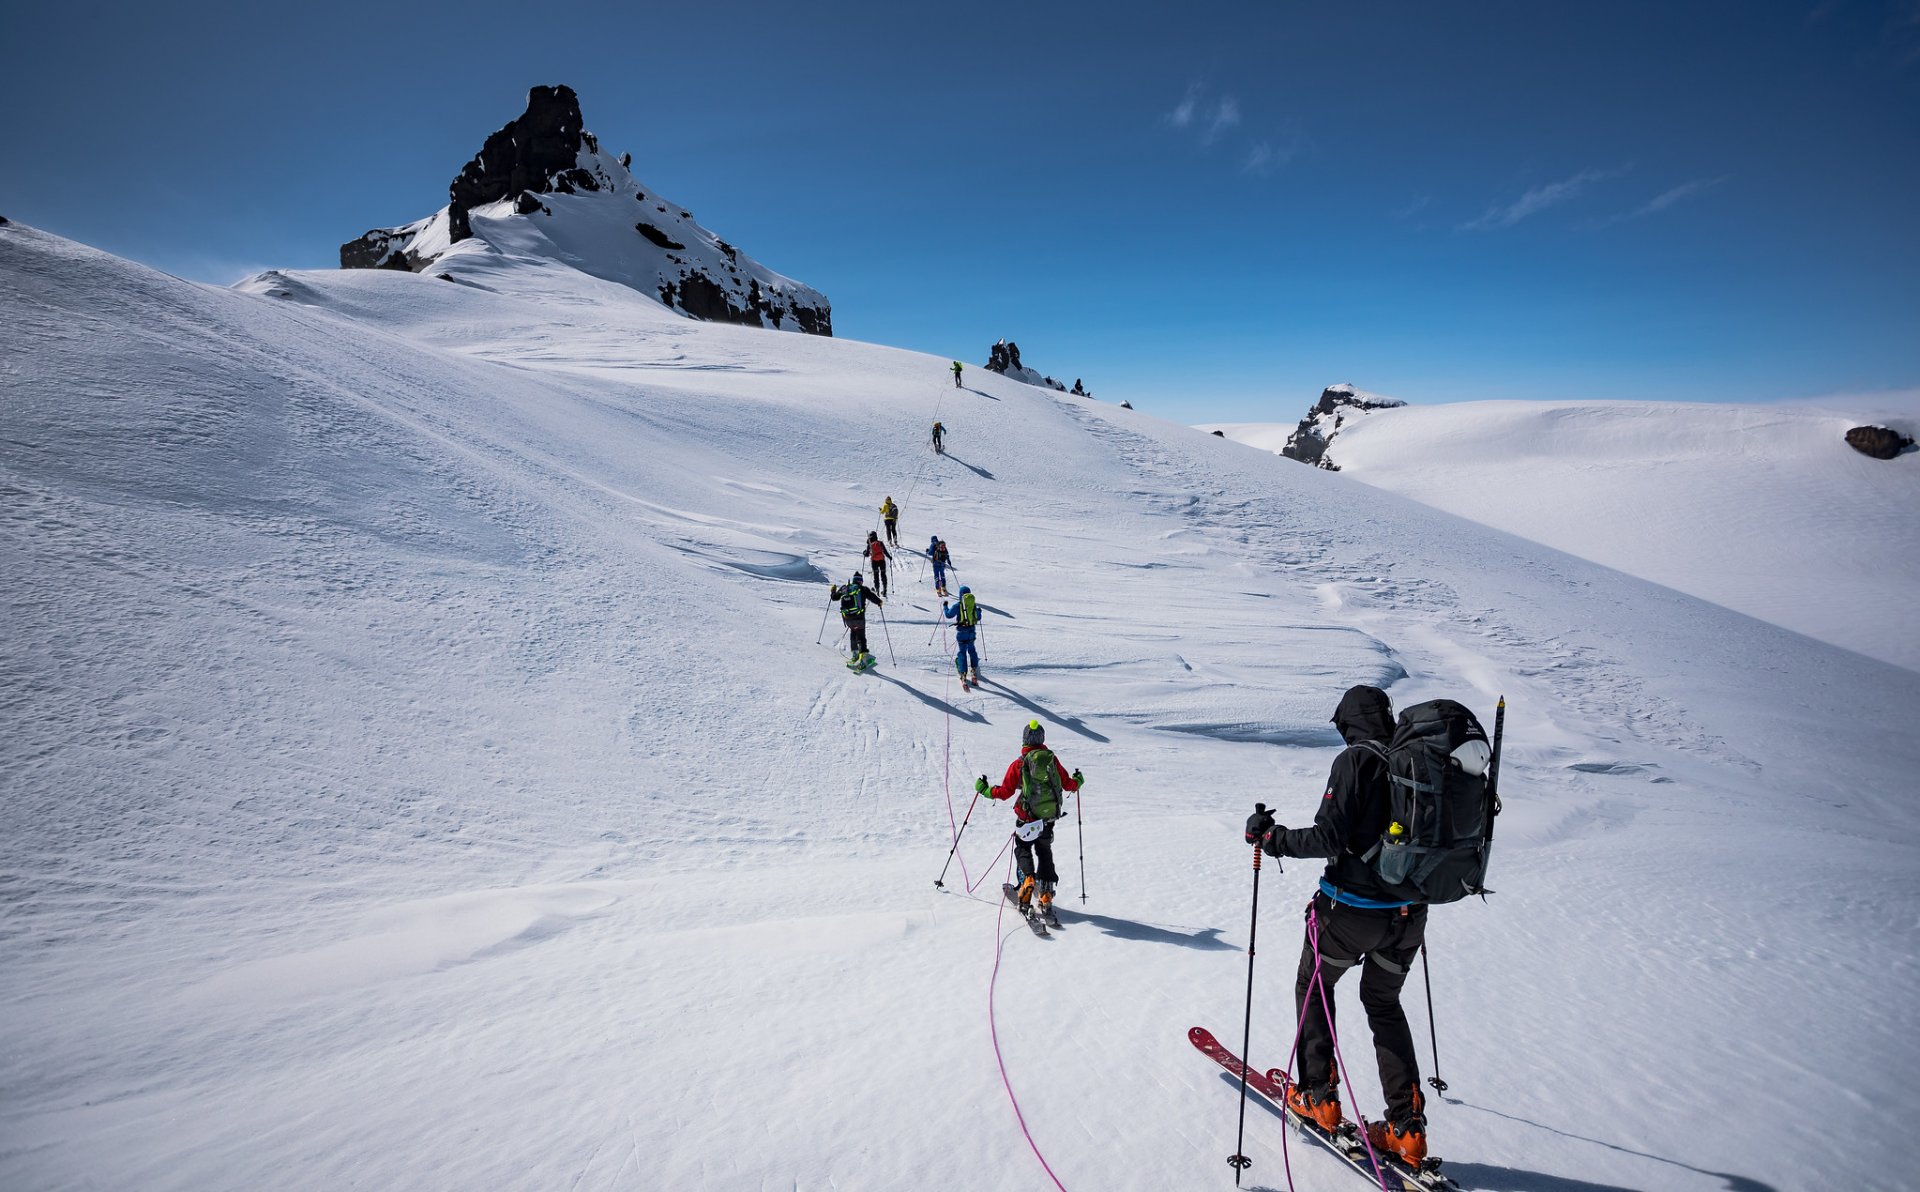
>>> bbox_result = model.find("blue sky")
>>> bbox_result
[4,1,1916,419]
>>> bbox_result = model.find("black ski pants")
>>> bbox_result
[871,558,888,594]
[1292,892,1427,1124]
[1014,820,1058,887]
[844,616,869,657]
[884,516,898,545]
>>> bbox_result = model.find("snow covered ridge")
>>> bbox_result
[338,84,830,335]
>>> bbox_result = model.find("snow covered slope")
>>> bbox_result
[1329,400,1920,671]
[6,219,1920,1192]
[341,85,830,334]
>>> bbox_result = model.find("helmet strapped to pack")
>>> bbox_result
[1363,699,1500,904]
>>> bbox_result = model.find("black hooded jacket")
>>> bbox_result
[1265,685,1420,903]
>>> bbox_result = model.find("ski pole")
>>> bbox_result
[934,785,982,888]
[1229,804,1276,1184]
[815,602,832,645]
[1075,778,1087,903]
[877,604,897,666]
[1420,944,1448,1094]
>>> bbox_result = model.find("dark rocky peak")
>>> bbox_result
[336,84,831,336]
[1281,383,1407,470]
[447,84,594,242]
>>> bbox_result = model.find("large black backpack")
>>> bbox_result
[1364,699,1500,904]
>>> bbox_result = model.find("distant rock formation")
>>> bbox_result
[445,84,594,244]
[1071,378,1091,397]
[1282,383,1407,470]
[1846,425,1915,460]
[983,339,1085,393]
[339,85,831,335]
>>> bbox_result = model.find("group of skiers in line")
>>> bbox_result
[828,493,971,683]
[832,366,1473,1172]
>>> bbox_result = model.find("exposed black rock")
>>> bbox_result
[447,84,589,243]
[1211,429,1225,436]
[635,222,686,251]
[1282,384,1406,470]
[1120,401,1133,409]
[339,227,419,271]
[984,340,1070,391]
[1846,425,1915,460]
[1071,378,1091,397]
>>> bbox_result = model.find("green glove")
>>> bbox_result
[975,776,990,796]
[1072,769,1084,786]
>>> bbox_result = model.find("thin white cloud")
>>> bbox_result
[1586,175,1728,228]
[1204,98,1241,145]
[1165,83,1202,128]
[1461,167,1627,231]
[1637,175,1726,215]
[1242,133,1305,176]
[1395,194,1433,219]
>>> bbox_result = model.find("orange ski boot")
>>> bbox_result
[1285,1081,1343,1134]
[1365,1087,1427,1167]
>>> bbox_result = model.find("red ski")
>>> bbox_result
[1187,1027,1463,1190]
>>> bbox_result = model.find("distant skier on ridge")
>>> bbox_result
[977,720,1083,931]
[931,421,945,454]
[951,360,963,388]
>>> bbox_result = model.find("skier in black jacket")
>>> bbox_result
[1244,684,1431,1168]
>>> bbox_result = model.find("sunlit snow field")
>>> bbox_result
[4,219,1918,1191]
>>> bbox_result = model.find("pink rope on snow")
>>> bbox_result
[989,849,1069,1192]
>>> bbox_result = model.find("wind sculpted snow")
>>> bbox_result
[4,219,1919,1191]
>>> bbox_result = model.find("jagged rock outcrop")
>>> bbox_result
[1281,383,1407,470]
[1845,425,1914,460]
[339,85,831,335]
[983,339,1079,392]
[445,84,592,243]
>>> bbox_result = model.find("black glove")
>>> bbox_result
[1259,824,1289,858]
[1245,807,1275,845]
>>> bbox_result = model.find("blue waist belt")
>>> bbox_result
[1319,878,1413,910]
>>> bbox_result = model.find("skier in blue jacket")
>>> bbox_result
[944,585,981,688]
[929,536,953,597]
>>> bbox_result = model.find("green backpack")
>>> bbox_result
[958,591,978,627]
[1019,748,1063,821]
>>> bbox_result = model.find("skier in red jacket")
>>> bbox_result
[976,721,1083,926]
